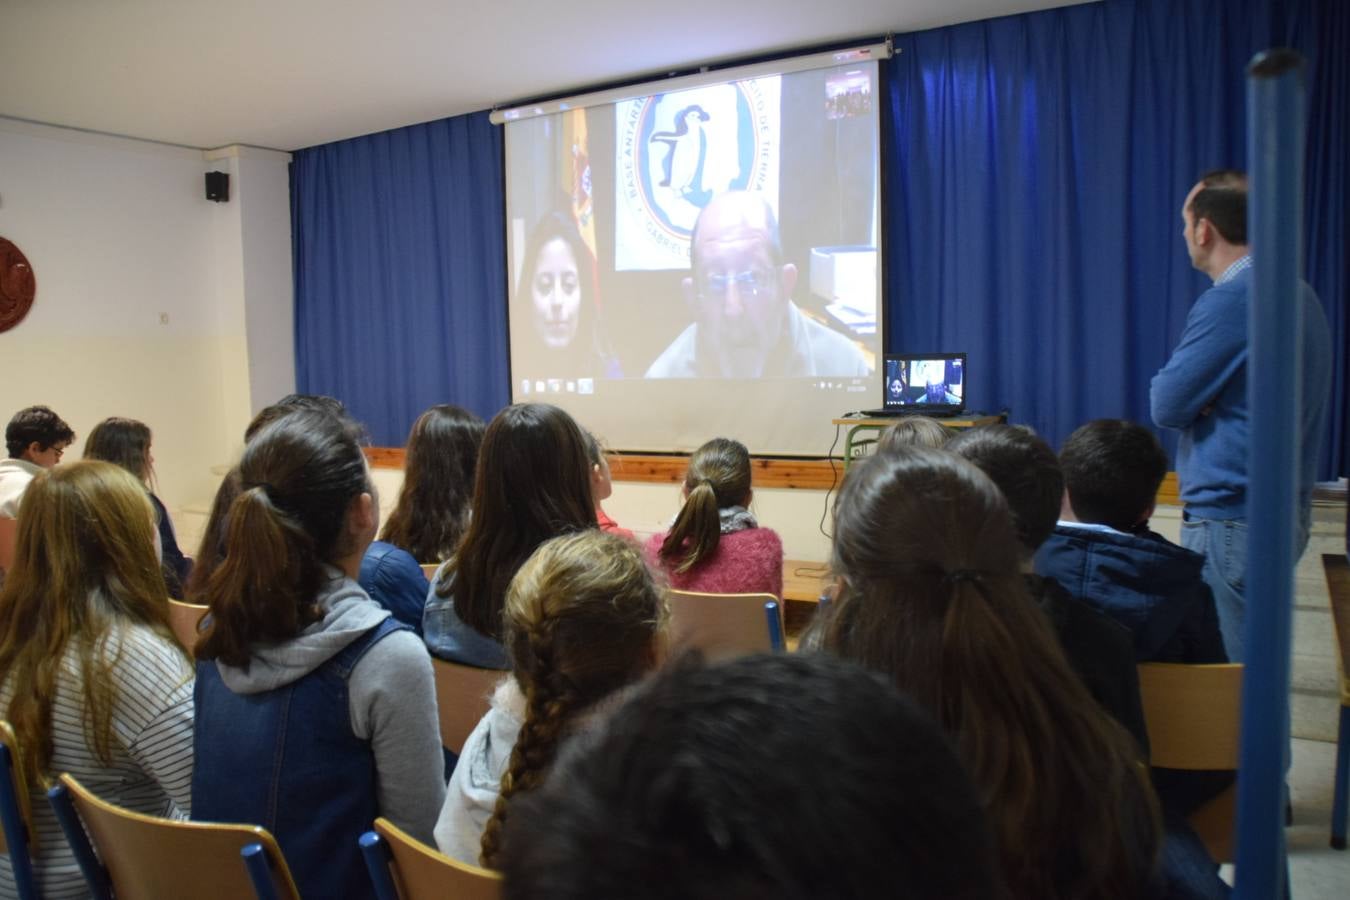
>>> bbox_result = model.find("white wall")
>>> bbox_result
[368,465,836,562]
[0,118,293,528]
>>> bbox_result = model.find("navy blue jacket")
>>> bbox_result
[359,541,430,636]
[1035,525,1227,664]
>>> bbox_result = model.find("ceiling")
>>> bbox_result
[0,0,1090,152]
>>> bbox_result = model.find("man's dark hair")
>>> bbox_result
[6,406,75,458]
[946,424,1062,554]
[1060,419,1168,532]
[1188,169,1248,246]
[499,654,998,900]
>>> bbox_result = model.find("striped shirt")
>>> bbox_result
[0,623,194,900]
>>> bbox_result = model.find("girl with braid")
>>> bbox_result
[644,437,782,596]
[432,529,668,867]
[819,448,1160,899]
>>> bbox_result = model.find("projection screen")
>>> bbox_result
[500,47,885,455]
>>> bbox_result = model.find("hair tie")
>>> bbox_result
[943,569,983,585]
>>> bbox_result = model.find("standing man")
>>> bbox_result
[645,190,871,379]
[0,405,75,579]
[1151,170,1333,660]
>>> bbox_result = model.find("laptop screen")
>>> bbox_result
[882,353,966,411]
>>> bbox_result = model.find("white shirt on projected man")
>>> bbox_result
[644,301,870,379]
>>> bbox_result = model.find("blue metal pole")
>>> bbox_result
[1233,48,1306,900]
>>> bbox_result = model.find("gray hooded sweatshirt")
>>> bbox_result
[212,571,446,845]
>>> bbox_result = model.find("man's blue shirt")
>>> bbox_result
[1150,258,1332,519]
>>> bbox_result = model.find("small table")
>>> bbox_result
[782,559,831,636]
[831,414,1007,470]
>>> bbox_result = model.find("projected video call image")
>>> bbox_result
[504,58,883,453]
[884,357,964,407]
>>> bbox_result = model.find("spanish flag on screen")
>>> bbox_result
[561,109,596,258]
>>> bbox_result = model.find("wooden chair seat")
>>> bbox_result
[360,816,500,900]
[47,772,299,900]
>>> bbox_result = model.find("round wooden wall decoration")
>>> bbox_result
[0,237,36,334]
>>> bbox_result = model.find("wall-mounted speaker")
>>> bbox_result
[205,171,230,203]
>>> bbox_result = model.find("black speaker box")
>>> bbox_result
[205,171,230,203]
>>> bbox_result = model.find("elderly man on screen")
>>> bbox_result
[645,191,871,379]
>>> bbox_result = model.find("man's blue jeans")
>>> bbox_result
[1179,512,1310,663]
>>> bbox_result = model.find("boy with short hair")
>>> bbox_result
[1,405,76,578]
[1035,419,1226,663]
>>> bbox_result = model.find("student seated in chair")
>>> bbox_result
[191,409,444,900]
[0,405,75,586]
[945,425,1149,752]
[0,461,194,898]
[498,654,1000,900]
[645,437,782,597]
[819,447,1160,899]
[422,403,598,670]
[1035,419,1227,665]
[436,530,667,868]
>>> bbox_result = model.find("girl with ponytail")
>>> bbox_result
[820,448,1160,900]
[645,437,782,596]
[192,410,445,900]
[432,530,667,867]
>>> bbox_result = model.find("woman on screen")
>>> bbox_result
[515,211,618,380]
[645,437,782,597]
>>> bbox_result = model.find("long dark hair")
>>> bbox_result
[659,437,751,574]
[379,405,484,562]
[437,403,596,640]
[83,417,154,484]
[183,467,242,603]
[195,411,370,665]
[821,449,1159,899]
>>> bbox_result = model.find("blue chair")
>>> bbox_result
[47,773,299,899]
[359,817,500,900]
[0,721,37,900]
[668,590,786,661]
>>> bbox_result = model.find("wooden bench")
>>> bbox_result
[1323,553,1350,849]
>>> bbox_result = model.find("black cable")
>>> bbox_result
[818,422,844,542]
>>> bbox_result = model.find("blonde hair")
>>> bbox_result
[659,437,751,574]
[478,530,668,867]
[876,416,951,453]
[0,461,184,795]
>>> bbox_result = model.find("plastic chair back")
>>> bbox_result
[1138,662,1243,862]
[166,599,209,654]
[431,659,502,754]
[667,590,784,661]
[359,817,500,900]
[0,721,37,900]
[46,773,299,900]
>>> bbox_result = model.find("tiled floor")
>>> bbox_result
[1286,737,1349,897]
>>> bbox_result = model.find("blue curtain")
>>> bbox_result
[290,0,1344,473]
[291,111,509,446]
[885,0,1346,476]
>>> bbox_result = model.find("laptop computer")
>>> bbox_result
[860,352,967,417]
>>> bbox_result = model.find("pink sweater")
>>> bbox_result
[644,527,784,597]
